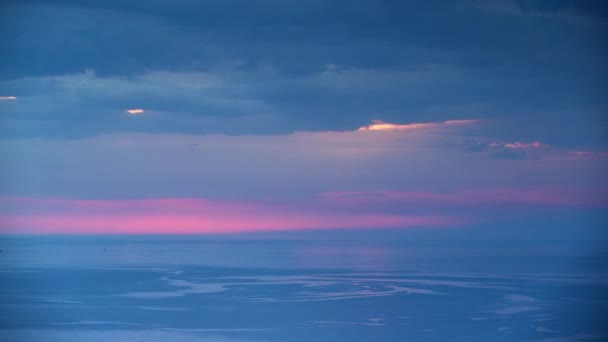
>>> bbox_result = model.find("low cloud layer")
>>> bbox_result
[0,119,605,232]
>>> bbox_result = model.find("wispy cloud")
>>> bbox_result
[495,141,547,149]
[569,151,608,158]
[0,96,17,101]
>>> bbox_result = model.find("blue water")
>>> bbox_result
[0,234,607,341]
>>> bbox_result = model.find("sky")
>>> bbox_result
[0,0,606,234]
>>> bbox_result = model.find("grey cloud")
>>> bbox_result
[0,0,605,147]
[1,65,606,146]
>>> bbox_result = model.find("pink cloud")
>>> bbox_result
[503,141,546,149]
[3,185,599,234]
[570,151,594,156]
[0,197,465,234]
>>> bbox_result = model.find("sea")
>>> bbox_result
[0,232,607,341]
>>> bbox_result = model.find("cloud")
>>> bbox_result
[500,141,547,149]
[357,120,435,132]
[461,138,553,159]
[0,197,465,234]
[0,96,17,101]
[356,119,477,132]
[0,61,605,145]
[126,109,144,115]
[0,0,605,148]
[568,150,608,158]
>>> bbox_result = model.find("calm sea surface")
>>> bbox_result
[0,234,606,341]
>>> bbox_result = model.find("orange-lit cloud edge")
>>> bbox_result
[356,119,477,132]
[355,119,552,150]
[126,108,144,115]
